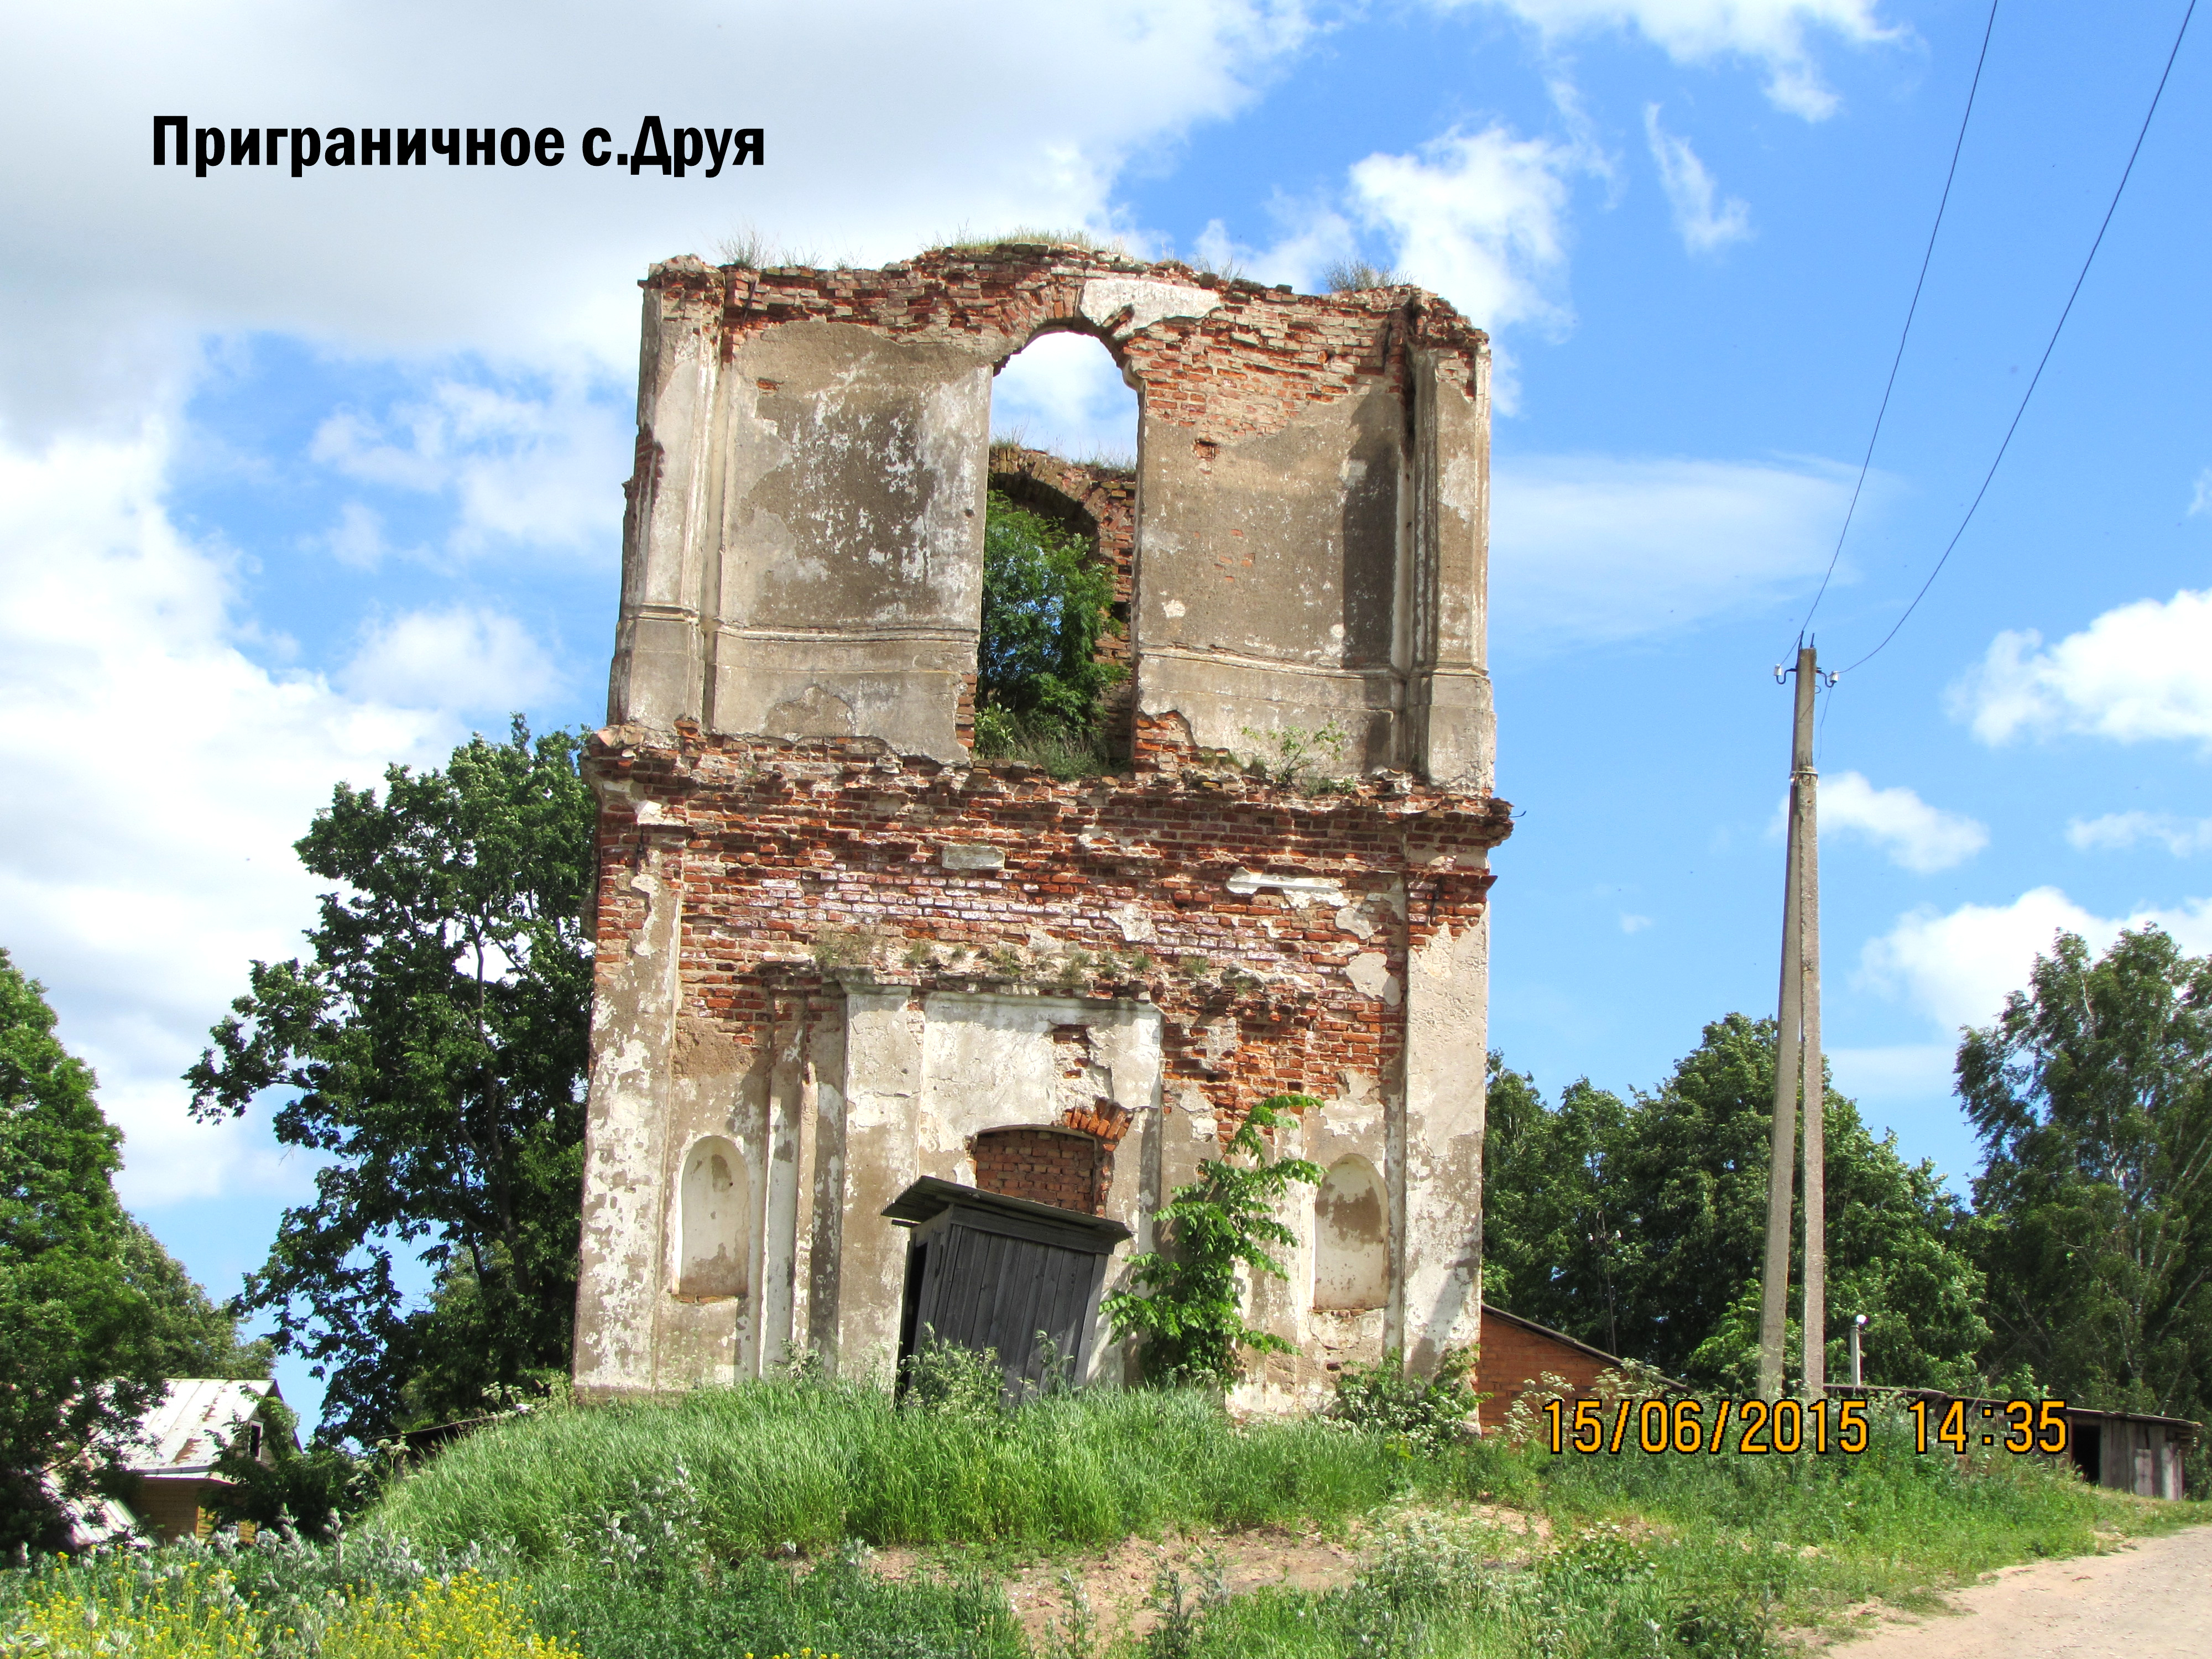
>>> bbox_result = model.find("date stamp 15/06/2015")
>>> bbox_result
[1538,1396,2072,1457]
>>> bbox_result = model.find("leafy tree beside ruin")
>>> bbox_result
[1483,1015,1989,1392]
[1960,926,2212,1426]
[189,719,595,1446]
[0,948,170,1548]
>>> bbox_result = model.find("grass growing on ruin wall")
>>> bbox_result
[367,1379,1437,1559]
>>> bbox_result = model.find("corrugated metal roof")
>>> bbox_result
[123,1379,281,1478]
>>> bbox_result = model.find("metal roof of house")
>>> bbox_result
[123,1379,282,1478]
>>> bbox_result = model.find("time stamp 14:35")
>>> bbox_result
[1538,1397,2072,1457]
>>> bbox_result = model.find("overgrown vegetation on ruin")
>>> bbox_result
[10,1384,2194,1659]
[1103,1096,1323,1387]
[974,488,1125,776]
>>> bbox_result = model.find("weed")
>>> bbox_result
[1043,1570,1095,1659]
[811,926,881,972]
[933,226,1128,255]
[974,709,1123,779]
[1237,721,1348,788]
[1326,1347,1487,1455]
[1142,1560,1229,1659]
[562,1464,710,1585]
[716,225,818,269]
[1323,259,1402,293]
[898,1332,1006,1419]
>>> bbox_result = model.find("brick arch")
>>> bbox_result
[971,1124,1110,1217]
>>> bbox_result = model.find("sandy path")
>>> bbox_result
[1828,1523,2212,1658]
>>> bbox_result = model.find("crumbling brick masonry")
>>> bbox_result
[573,242,1509,1408]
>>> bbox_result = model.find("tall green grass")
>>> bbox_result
[369,1381,1447,1559]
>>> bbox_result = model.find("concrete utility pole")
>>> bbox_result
[1758,646,1826,1400]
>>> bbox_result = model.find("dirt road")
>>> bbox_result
[1830,1523,2212,1658]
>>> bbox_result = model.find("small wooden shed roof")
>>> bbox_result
[882,1176,1131,1248]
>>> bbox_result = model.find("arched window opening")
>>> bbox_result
[1313,1155,1387,1312]
[972,1125,1109,1217]
[980,329,1137,774]
[676,1135,750,1300]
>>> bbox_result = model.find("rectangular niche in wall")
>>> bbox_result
[885,1177,1131,1402]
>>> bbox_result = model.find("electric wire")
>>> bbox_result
[1838,0,2199,677]
[1795,0,2001,644]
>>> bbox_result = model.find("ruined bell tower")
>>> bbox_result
[572,243,1510,1408]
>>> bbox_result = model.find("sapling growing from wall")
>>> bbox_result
[1103,1094,1322,1387]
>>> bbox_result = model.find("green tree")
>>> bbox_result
[1483,1017,1989,1390]
[975,489,1123,758]
[0,949,166,1550]
[1959,926,2212,1424]
[187,720,595,1446]
[1104,1096,1322,1387]
[206,1396,361,1540]
[1479,1058,1631,1350]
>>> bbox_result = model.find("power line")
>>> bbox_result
[1839,0,2199,678]
[1796,0,2001,643]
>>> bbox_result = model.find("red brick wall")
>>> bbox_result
[650,246,1486,449]
[587,726,1511,1143]
[973,1127,1107,1215]
[1476,1318,1613,1428]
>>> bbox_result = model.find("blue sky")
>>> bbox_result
[4,1,2207,1432]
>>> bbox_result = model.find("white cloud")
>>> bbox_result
[1349,123,1596,344]
[1619,912,1653,932]
[1489,453,1855,648]
[309,370,630,562]
[0,1,1313,440]
[1814,771,1986,873]
[0,421,460,1206]
[325,500,397,571]
[990,332,1139,462]
[342,604,563,715]
[1644,106,1750,252]
[2190,468,2211,517]
[1442,0,1900,119]
[2067,811,2212,857]
[1951,590,2212,749]
[1862,886,2212,1036]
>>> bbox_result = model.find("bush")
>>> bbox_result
[1102,1096,1321,1387]
[897,1332,1009,1417]
[1325,1346,1485,1454]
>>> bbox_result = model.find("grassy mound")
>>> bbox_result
[30,1385,2172,1659]
[369,1380,1452,1558]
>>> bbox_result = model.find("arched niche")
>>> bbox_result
[675,1135,750,1300]
[1313,1155,1387,1312]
